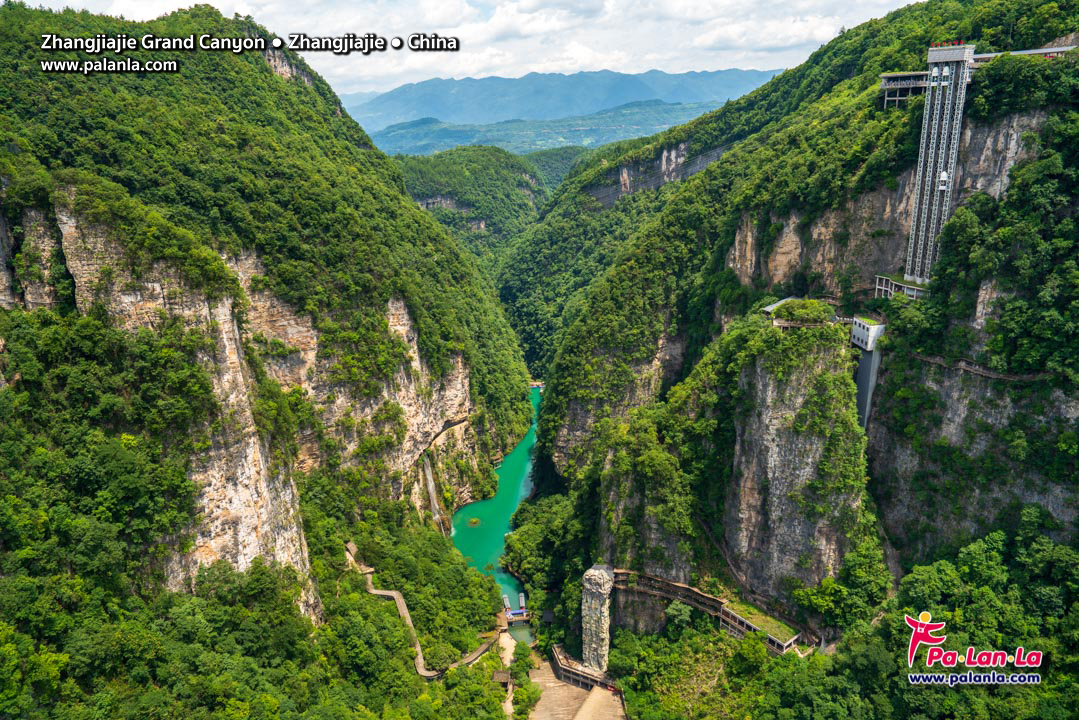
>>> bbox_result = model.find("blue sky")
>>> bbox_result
[35,0,912,93]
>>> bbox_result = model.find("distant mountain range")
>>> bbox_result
[345,68,781,132]
[338,90,381,108]
[370,100,723,155]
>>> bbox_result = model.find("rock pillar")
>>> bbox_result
[581,563,614,672]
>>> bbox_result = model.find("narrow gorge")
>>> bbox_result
[2,2,1077,719]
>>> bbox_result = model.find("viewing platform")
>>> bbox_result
[880,43,1076,107]
[874,274,927,300]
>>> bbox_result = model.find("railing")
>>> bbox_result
[911,352,1053,382]
[550,645,617,691]
[611,569,800,655]
[880,78,929,89]
[771,318,828,329]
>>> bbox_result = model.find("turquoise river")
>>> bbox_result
[451,386,540,617]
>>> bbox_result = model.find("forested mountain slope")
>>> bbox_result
[527,0,1078,478]
[523,146,591,188]
[0,3,529,716]
[499,0,1079,384]
[503,0,1079,715]
[393,146,546,271]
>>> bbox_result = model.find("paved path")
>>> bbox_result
[529,654,589,720]
[350,555,499,679]
[572,686,625,720]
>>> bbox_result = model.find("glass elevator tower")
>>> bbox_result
[904,44,974,284]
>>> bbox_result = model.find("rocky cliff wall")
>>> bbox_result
[585,142,728,207]
[725,111,1045,293]
[0,213,17,310]
[232,250,474,492]
[1,189,497,616]
[19,208,60,310]
[50,197,321,616]
[724,340,865,604]
[547,111,1047,488]
[868,356,1078,562]
[595,445,693,585]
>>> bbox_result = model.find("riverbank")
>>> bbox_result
[451,387,541,613]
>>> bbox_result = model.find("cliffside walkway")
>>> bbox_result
[345,547,501,680]
[911,352,1053,382]
[611,569,802,655]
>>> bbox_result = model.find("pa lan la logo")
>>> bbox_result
[905,611,1043,669]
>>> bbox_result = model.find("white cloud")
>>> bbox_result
[32,0,911,92]
[691,15,840,50]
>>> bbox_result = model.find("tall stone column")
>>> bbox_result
[581,564,614,672]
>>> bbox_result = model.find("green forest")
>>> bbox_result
[1,0,1078,718]
[0,2,527,718]
[369,101,722,155]
[393,147,546,271]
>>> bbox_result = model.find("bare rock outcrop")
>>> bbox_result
[19,208,59,310]
[726,110,1046,292]
[262,48,313,85]
[581,564,615,672]
[724,344,863,603]
[53,198,321,617]
[0,213,18,309]
[45,189,487,617]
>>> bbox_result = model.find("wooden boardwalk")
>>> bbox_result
[611,569,802,654]
[911,352,1052,382]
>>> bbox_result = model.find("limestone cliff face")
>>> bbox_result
[725,111,1045,293]
[868,357,1078,561]
[2,189,496,616]
[18,208,60,310]
[550,325,685,475]
[0,213,17,310]
[417,195,472,212]
[724,344,863,604]
[50,199,320,616]
[585,141,728,207]
[262,48,313,86]
[549,113,1044,480]
[233,251,474,496]
[596,454,692,584]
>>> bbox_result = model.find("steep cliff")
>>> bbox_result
[724,328,867,603]
[538,110,1050,479]
[725,111,1045,294]
[1,2,530,621]
[0,179,520,614]
[869,356,1077,562]
[40,197,311,612]
[552,306,886,625]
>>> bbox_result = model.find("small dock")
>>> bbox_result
[502,593,531,625]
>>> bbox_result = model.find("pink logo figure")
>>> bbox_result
[905,611,947,667]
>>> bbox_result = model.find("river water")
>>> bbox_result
[451,387,540,617]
